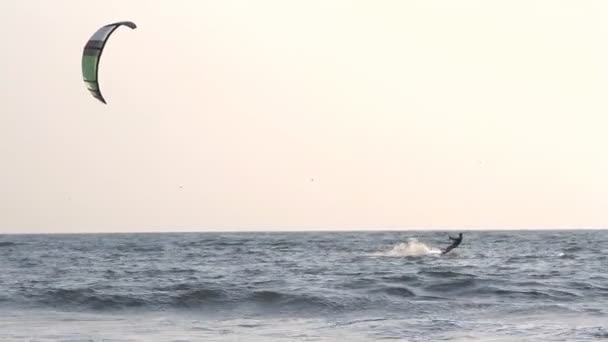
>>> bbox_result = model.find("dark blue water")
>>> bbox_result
[0,231,606,341]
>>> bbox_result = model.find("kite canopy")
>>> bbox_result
[82,21,137,104]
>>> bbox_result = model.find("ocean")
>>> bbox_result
[0,230,606,341]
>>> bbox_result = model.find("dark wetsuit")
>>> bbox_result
[442,233,463,255]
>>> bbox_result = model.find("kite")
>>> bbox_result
[82,21,137,104]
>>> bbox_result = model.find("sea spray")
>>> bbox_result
[375,238,442,257]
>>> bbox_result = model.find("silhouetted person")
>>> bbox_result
[442,233,463,255]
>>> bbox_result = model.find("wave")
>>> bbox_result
[0,241,17,247]
[37,288,149,310]
[563,246,584,253]
[247,290,345,311]
[16,285,354,313]
[422,280,581,302]
[504,303,580,315]
[369,285,416,297]
[423,278,481,293]
[172,288,229,307]
[373,239,442,257]
[7,275,598,314]
[418,270,476,279]
[381,274,419,283]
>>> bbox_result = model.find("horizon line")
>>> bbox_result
[1,227,606,235]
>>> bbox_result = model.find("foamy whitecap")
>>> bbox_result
[374,238,442,257]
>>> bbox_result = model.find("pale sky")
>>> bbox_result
[1,0,607,233]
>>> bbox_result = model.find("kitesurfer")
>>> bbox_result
[442,233,463,255]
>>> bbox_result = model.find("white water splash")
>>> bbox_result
[374,238,442,257]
